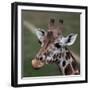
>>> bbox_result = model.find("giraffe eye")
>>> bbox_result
[54,43,61,48]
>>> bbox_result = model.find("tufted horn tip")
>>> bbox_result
[59,19,64,24]
[50,18,55,23]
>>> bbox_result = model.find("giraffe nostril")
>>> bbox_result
[40,57,43,60]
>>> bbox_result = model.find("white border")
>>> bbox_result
[18,5,86,84]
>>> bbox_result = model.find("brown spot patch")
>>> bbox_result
[65,52,71,60]
[65,64,73,75]
[59,53,61,58]
[72,61,80,74]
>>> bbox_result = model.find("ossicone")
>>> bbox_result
[59,19,64,24]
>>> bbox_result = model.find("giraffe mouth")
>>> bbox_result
[32,59,45,69]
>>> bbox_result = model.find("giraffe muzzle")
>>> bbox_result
[32,59,45,69]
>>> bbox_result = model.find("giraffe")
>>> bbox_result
[24,19,80,75]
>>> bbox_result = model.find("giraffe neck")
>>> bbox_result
[57,48,80,75]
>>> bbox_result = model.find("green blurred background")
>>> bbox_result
[21,10,80,77]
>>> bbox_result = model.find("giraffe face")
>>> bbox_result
[32,29,77,69]
[24,19,79,75]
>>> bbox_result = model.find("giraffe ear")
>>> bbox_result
[65,33,78,46]
[35,28,47,44]
[61,33,78,46]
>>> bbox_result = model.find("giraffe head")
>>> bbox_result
[32,19,78,74]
